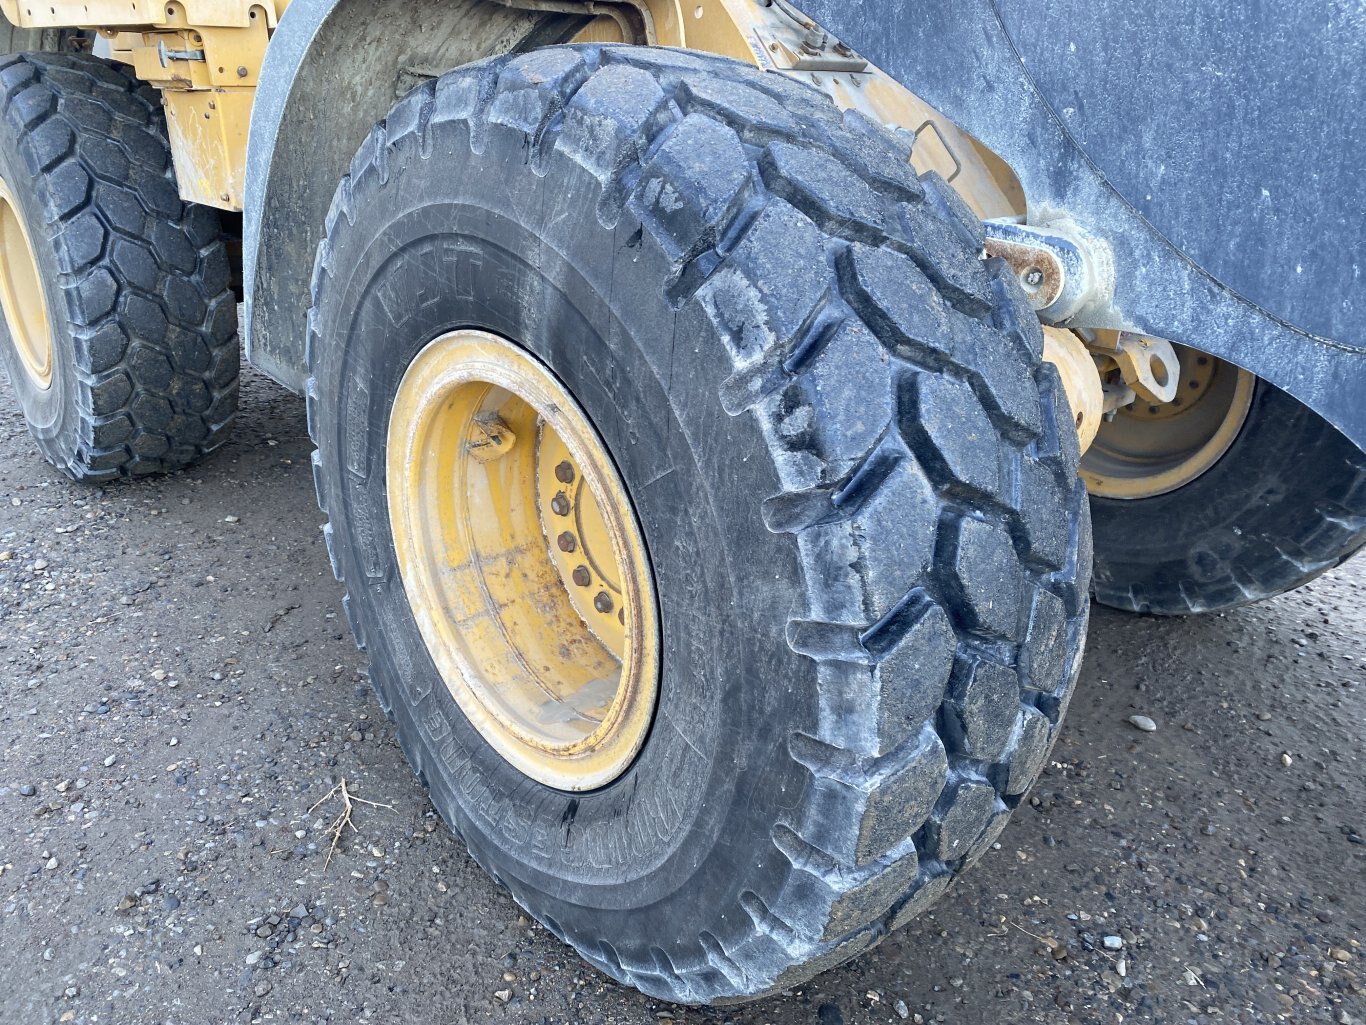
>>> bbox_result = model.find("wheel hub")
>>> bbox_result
[0,177,53,390]
[385,330,659,791]
[1082,344,1256,500]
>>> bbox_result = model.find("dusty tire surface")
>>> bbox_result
[1091,383,1366,615]
[307,45,1091,1003]
[0,52,237,482]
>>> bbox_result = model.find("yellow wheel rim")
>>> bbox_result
[1082,345,1256,500]
[0,177,53,390]
[386,330,659,791]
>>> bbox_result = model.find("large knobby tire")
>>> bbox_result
[1091,382,1366,614]
[0,52,237,481]
[308,45,1090,1003]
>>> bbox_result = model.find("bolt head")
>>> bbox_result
[554,460,575,484]
[571,566,591,587]
[593,592,614,614]
[557,532,577,553]
[1022,267,1044,288]
[550,492,571,516]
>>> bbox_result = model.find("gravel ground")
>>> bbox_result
[1,362,1363,1025]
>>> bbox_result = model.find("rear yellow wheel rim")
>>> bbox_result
[1082,346,1256,500]
[0,177,53,390]
[386,330,659,791]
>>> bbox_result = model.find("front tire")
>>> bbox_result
[0,53,237,481]
[308,45,1090,1003]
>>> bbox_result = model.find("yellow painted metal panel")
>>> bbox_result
[162,87,251,207]
[0,0,283,29]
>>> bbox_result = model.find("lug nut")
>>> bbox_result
[572,566,591,587]
[551,492,571,516]
[554,460,575,484]
[1022,266,1044,288]
[557,532,577,553]
[593,592,613,614]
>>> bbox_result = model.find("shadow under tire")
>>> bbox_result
[307,45,1090,1003]
[1091,383,1366,614]
[0,52,237,481]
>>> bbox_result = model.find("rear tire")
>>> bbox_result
[308,45,1090,1003]
[1090,382,1366,614]
[0,52,237,481]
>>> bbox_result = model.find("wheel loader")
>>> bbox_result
[0,0,1361,1004]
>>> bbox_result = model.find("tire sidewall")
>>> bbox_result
[0,114,77,447]
[1089,380,1363,610]
[312,121,814,941]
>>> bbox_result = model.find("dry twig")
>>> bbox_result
[308,777,393,869]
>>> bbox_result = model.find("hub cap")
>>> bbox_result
[386,330,659,791]
[0,177,53,389]
[1082,345,1256,500]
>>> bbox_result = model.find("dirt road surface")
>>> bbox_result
[2,364,1363,1025]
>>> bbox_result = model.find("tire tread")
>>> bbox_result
[0,52,236,481]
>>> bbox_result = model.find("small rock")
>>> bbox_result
[163,895,180,912]
[1280,752,1293,767]
[1328,948,1352,963]
[493,989,512,1003]
[102,754,116,768]
[224,515,240,524]
[245,950,262,965]
[1103,935,1124,950]
[18,784,36,797]
[33,559,48,571]
[895,999,910,1020]
[1127,715,1157,733]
